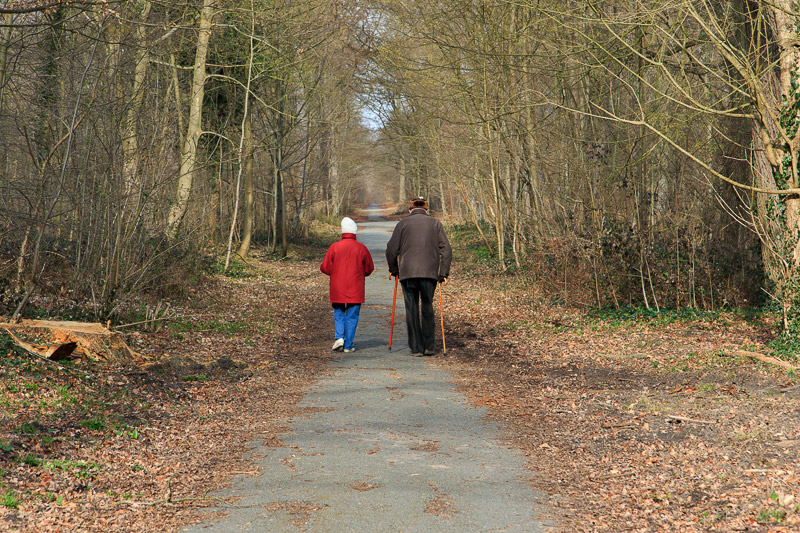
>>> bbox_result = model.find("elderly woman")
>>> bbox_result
[320,217,375,353]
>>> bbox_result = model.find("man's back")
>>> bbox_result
[386,209,451,281]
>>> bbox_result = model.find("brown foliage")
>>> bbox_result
[0,250,333,531]
[436,259,800,531]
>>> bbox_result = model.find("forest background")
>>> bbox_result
[4,0,800,344]
[4,1,800,530]
[4,0,800,341]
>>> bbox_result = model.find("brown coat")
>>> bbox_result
[385,209,452,281]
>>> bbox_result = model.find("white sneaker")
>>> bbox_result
[332,338,344,351]
[344,347,356,353]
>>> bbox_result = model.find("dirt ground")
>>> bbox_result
[0,248,334,532]
[2,234,800,532]
[436,262,800,532]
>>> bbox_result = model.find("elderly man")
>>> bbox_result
[386,198,452,356]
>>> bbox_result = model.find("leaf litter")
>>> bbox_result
[0,248,334,532]
[3,235,800,532]
[435,258,800,532]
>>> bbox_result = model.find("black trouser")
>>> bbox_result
[400,278,437,353]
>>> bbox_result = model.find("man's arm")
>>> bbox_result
[385,226,401,275]
[438,223,452,278]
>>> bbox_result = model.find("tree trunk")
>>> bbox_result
[34,7,65,163]
[328,123,340,217]
[122,1,151,200]
[292,104,312,237]
[171,52,185,149]
[106,1,152,301]
[238,107,255,258]
[271,145,287,256]
[744,2,800,328]
[0,13,13,114]
[166,0,214,239]
[398,155,406,205]
[488,134,505,267]
[271,77,287,256]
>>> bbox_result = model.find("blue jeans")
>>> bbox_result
[332,303,361,350]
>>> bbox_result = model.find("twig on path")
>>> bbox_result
[772,439,800,447]
[731,349,797,372]
[116,495,246,508]
[601,421,638,429]
[113,316,171,329]
[665,414,714,424]
[589,470,631,481]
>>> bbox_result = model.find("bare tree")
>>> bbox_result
[166,0,215,239]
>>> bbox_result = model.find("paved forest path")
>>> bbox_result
[187,206,547,532]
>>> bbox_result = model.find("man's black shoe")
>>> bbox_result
[422,349,435,356]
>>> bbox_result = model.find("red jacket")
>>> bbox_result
[320,234,374,303]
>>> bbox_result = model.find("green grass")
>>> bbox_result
[0,333,29,360]
[181,374,208,382]
[2,490,18,509]
[767,333,800,360]
[17,421,39,435]
[170,315,271,338]
[114,424,140,439]
[80,418,106,431]
[503,320,532,331]
[212,257,253,279]
[208,320,248,335]
[586,306,727,326]
[171,317,251,334]
[44,459,98,479]
[19,454,41,467]
[756,506,786,523]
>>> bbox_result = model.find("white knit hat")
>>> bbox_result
[341,217,357,234]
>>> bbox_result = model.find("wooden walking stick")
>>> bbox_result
[439,280,446,356]
[389,274,398,350]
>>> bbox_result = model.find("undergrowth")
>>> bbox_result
[448,219,791,359]
[584,306,764,327]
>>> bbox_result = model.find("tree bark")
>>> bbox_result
[122,1,151,201]
[271,143,287,255]
[741,2,800,326]
[0,12,13,114]
[166,0,214,239]
[271,77,287,256]
[106,1,151,301]
[398,155,406,205]
[237,107,255,258]
[329,123,340,217]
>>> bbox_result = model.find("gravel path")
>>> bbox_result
[186,207,547,532]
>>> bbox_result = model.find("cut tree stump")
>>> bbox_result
[0,318,142,362]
